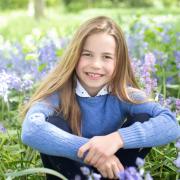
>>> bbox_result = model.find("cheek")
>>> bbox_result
[108,62,116,75]
[76,59,85,74]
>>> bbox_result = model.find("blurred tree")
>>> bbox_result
[34,0,45,19]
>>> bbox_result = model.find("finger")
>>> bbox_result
[84,148,96,164]
[106,165,114,179]
[98,168,107,179]
[114,157,124,171]
[78,143,91,158]
[116,161,124,171]
[112,163,121,179]
[89,152,101,165]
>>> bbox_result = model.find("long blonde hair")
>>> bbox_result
[21,16,146,136]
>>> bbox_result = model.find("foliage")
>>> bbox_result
[0,0,62,10]
[0,8,180,179]
[0,0,179,11]
[0,0,28,10]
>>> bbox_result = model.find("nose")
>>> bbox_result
[91,56,102,69]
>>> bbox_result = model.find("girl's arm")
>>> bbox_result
[78,92,180,164]
[21,93,88,163]
[119,92,180,149]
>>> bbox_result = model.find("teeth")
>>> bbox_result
[87,73,102,77]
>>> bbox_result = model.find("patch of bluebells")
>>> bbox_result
[0,20,179,100]
[117,157,153,180]
[127,17,179,84]
[155,93,180,117]
[153,49,168,67]
[126,19,153,58]
[131,52,158,96]
[0,19,179,179]
[0,29,68,84]
[80,166,101,180]
[0,70,33,102]
[176,99,180,116]
[0,29,70,102]
[174,51,180,77]
[79,157,153,180]
[174,138,180,172]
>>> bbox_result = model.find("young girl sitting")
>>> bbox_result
[21,16,180,179]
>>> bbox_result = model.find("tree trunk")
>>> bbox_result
[34,0,45,19]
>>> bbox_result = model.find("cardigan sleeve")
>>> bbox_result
[21,93,89,163]
[118,91,180,149]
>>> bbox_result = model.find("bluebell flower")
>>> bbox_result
[136,157,145,167]
[74,175,81,180]
[117,166,143,180]
[92,172,101,180]
[145,172,153,180]
[175,139,180,150]
[174,152,180,168]
[80,166,90,176]
[0,123,6,133]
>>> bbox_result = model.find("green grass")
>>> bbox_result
[0,7,180,41]
[0,6,180,179]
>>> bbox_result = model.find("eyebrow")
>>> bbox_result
[82,49,114,56]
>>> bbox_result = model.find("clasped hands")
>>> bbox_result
[77,131,124,179]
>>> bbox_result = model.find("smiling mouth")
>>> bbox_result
[86,72,104,78]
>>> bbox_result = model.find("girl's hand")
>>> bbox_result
[78,131,124,165]
[95,155,124,179]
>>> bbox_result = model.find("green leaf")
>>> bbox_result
[25,53,38,61]
[56,49,64,57]
[5,168,68,180]
[38,63,47,72]
[166,84,179,89]
[9,96,19,103]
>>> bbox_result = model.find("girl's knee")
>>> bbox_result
[46,115,72,132]
[123,113,151,128]
[129,113,151,122]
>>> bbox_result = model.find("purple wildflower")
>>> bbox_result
[174,51,180,77]
[21,79,33,91]
[80,166,90,176]
[176,99,180,110]
[153,50,167,66]
[174,51,180,62]
[175,99,180,116]
[155,93,164,105]
[175,139,180,150]
[145,172,153,180]
[136,157,145,168]
[117,167,143,180]
[92,172,101,180]
[144,53,156,68]
[74,175,81,180]
[161,33,170,44]
[139,52,158,95]
[164,97,174,109]
[118,171,126,180]
[0,123,6,133]
[174,152,180,168]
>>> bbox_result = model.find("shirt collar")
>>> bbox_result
[75,79,110,97]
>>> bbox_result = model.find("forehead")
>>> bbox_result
[83,33,116,54]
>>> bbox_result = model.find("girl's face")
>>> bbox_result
[76,32,116,96]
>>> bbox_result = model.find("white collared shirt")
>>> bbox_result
[75,79,110,97]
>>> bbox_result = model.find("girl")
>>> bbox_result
[21,16,180,179]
